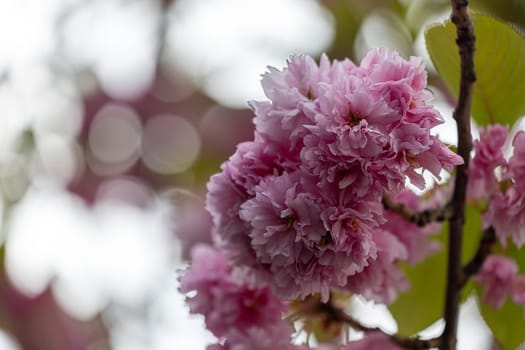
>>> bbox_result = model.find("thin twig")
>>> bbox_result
[316,301,441,350]
[442,1,476,350]
[382,194,451,227]
[459,227,496,288]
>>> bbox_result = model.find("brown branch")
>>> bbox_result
[393,335,442,350]
[316,301,441,350]
[382,194,451,227]
[459,227,496,288]
[442,1,476,350]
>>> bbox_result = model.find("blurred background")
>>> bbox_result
[0,0,524,349]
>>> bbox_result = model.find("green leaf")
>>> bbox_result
[462,204,484,264]
[389,204,483,335]
[425,13,525,127]
[476,290,525,350]
[389,225,447,335]
[460,204,484,299]
[471,0,525,29]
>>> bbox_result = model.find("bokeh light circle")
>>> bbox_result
[141,114,200,174]
[88,102,142,175]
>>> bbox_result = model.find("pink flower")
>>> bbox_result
[382,190,442,264]
[250,56,317,152]
[344,231,409,304]
[467,125,509,200]
[302,83,404,196]
[239,172,379,301]
[487,189,525,247]
[310,346,339,350]
[179,245,288,338]
[359,48,462,184]
[485,132,525,247]
[299,49,461,198]
[507,131,525,180]
[474,255,518,309]
[167,192,213,261]
[206,170,254,266]
[511,275,525,307]
[359,48,427,94]
[207,140,298,266]
[251,54,357,154]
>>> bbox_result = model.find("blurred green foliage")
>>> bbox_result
[426,13,525,127]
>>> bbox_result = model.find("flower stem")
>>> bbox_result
[382,193,451,227]
[314,299,441,349]
[459,227,496,288]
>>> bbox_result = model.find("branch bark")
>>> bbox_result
[459,227,496,288]
[315,300,441,350]
[382,194,452,227]
[442,1,476,350]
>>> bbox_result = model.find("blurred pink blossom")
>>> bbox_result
[179,245,290,340]
[382,189,442,264]
[485,132,525,247]
[474,255,518,309]
[467,124,508,200]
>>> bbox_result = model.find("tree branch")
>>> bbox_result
[442,1,476,350]
[459,227,496,288]
[382,194,451,227]
[316,301,441,350]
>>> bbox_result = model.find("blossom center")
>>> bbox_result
[348,111,362,126]
[319,231,333,246]
[283,215,296,229]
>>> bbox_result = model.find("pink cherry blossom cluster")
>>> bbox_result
[179,244,296,350]
[180,244,407,350]
[206,48,461,304]
[474,255,525,315]
[468,126,525,247]
[468,127,525,314]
